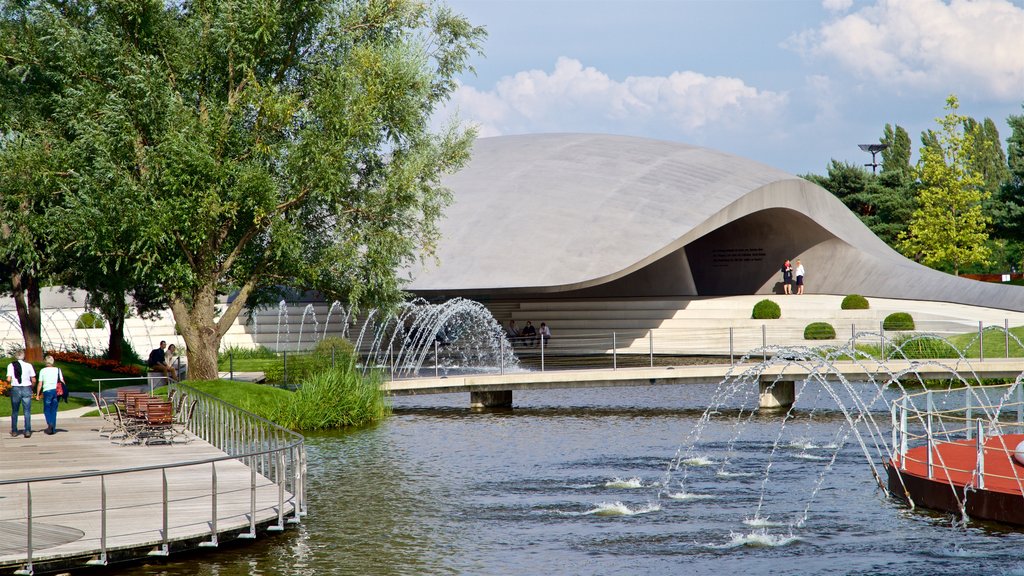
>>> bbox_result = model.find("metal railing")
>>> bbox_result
[891,383,1024,491]
[0,379,305,575]
[385,319,1023,379]
[215,318,1022,382]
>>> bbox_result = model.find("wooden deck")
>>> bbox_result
[0,415,296,573]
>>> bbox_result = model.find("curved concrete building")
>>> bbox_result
[408,133,1023,312]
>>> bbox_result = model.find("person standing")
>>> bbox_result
[795,259,806,295]
[35,355,63,435]
[7,349,37,438]
[782,260,793,295]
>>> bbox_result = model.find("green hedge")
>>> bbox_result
[841,294,869,310]
[752,299,781,319]
[883,312,915,331]
[804,322,837,340]
[75,312,105,329]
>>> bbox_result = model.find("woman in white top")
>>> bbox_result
[35,355,63,435]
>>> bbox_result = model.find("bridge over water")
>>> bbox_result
[383,359,1024,409]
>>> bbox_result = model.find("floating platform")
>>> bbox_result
[887,433,1024,526]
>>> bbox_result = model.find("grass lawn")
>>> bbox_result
[180,379,294,422]
[946,325,1024,357]
[0,358,147,417]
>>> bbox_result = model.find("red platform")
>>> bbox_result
[887,433,1024,525]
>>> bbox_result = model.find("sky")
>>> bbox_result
[434,0,1024,175]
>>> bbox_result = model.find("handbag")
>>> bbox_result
[56,368,66,399]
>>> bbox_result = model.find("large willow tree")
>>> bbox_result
[3,0,484,378]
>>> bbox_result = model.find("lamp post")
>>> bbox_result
[858,143,888,175]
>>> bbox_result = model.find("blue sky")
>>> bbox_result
[437,0,1024,175]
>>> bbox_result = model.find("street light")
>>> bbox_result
[858,143,888,175]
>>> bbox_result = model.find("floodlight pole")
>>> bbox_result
[858,143,889,175]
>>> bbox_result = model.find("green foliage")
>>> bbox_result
[4,0,487,380]
[841,294,870,310]
[185,379,296,423]
[266,364,391,431]
[888,335,960,359]
[263,340,357,386]
[883,312,916,331]
[219,345,278,361]
[315,337,356,359]
[75,312,105,329]
[752,299,781,320]
[804,322,836,340]
[106,338,143,366]
[802,158,916,246]
[900,95,991,275]
[881,124,913,179]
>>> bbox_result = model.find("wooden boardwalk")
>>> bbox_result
[0,415,296,573]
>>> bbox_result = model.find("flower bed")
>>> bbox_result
[47,351,144,376]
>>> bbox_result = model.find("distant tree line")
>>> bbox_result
[803,94,1024,278]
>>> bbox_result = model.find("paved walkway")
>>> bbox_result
[0,398,295,574]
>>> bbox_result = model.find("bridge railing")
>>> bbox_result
[891,383,1024,490]
[384,318,1024,379]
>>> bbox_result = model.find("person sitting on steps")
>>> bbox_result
[147,340,178,383]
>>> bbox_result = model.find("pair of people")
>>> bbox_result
[8,351,65,437]
[147,340,182,382]
[781,259,806,295]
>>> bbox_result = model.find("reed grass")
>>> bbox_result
[267,362,391,431]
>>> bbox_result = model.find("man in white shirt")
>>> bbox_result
[7,349,38,438]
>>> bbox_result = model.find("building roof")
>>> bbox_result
[407,133,1024,312]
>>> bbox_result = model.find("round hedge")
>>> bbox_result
[75,312,105,329]
[804,322,836,340]
[841,294,869,310]
[752,299,781,320]
[883,312,915,331]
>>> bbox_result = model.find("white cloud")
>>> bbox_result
[788,0,1024,100]
[439,57,788,139]
[822,0,854,12]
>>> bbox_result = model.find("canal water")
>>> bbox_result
[120,383,1024,576]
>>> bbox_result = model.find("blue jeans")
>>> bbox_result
[9,386,32,433]
[42,389,58,430]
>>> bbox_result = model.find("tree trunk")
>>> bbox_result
[11,272,43,362]
[106,313,125,362]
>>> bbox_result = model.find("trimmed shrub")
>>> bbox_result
[752,299,781,320]
[883,312,915,331]
[841,294,869,310]
[75,312,105,329]
[804,322,837,340]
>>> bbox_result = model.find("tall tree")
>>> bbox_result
[804,155,915,247]
[993,110,1024,271]
[965,117,1009,198]
[880,123,913,179]
[900,95,990,276]
[9,0,485,379]
[0,3,78,361]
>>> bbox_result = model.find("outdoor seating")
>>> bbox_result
[90,392,118,438]
[107,389,195,446]
[138,400,175,445]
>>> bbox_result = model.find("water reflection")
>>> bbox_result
[110,384,1024,576]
